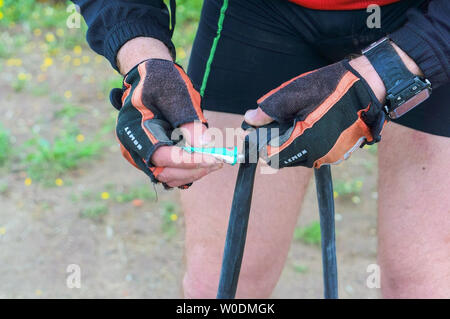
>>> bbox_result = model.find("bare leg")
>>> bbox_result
[378,122,450,298]
[181,110,312,298]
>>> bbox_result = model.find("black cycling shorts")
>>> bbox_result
[188,0,450,137]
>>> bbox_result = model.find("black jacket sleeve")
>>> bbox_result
[390,0,450,89]
[71,0,176,71]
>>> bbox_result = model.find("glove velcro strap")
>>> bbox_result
[266,74,376,168]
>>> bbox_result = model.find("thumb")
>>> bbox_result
[179,121,212,147]
[244,107,274,127]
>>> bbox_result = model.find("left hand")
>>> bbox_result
[244,59,387,169]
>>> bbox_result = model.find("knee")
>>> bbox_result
[182,251,221,299]
[182,256,279,299]
[382,276,436,298]
[380,261,448,298]
[183,271,218,299]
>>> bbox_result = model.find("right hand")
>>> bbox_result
[110,58,223,189]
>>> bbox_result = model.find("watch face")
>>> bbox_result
[389,89,431,119]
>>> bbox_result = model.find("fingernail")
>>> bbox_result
[211,163,223,171]
[200,157,221,168]
[200,132,212,146]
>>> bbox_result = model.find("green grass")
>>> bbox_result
[0,31,28,58]
[364,143,378,155]
[31,83,50,97]
[54,103,85,119]
[101,76,123,95]
[293,264,309,274]
[0,124,11,166]
[294,221,321,246]
[334,178,363,198]
[2,0,202,185]
[161,201,179,238]
[21,130,103,183]
[80,204,108,219]
[71,183,156,204]
[334,178,364,204]
[1,0,88,60]
[12,78,27,92]
[115,185,156,203]
[165,0,203,66]
[0,182,8,194]
[0,0,83,29]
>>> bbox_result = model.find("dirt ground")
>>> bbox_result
[0,35,380,299]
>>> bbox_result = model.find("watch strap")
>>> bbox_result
[362,37,414,91]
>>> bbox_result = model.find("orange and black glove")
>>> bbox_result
[110,59,207,186]
[245,60,387,168]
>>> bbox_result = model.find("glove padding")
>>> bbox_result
[110,59,207,187]
[247,60,387,169]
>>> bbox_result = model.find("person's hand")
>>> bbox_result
[243,59,387,169]
[110,58,222,189]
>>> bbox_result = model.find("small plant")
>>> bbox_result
[0,182,8,195]
[293,264,309,274]
[31,83,50,97]
[161,201,179,238]
[364,143,378,155]
[333,179,363,198]
[80,204,108,219]
[12,76,28,92]
[22,130,103,183]
[54,103,85,119]
[0,124,11,166]
[114,185,156,203]
[101,76,123,95]
[294,221,321,246]
[0,0,79,30]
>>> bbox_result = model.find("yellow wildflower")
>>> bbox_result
[72,58,81,66]
[0,11,3,20]
[17,73,28,81]
[6,58,22,67]
[101,192,110,200]
[82,56,90,64]
[55,178,63,186]
[76,134,85,142]
[56,28,64,37]
[43,57,53,67]
[351,196,361,204]
[0,227,6,235]
[73,45,82,55]
[45,32,55,43]
[177,47,186,60]
[170,214,178,221]
[24,178,32,186]
[64,90,72,99]
[33,28,42,37]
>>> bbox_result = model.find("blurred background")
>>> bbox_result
[0,0,380,298]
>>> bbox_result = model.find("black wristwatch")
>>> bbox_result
[362,37,431,119]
